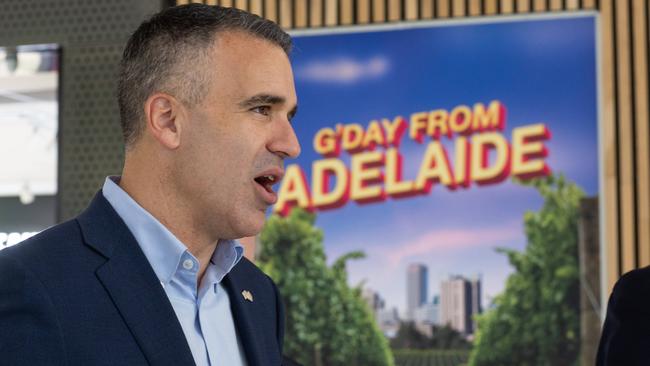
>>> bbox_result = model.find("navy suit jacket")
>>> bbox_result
[0,192,285,365]
[597,266,650,365]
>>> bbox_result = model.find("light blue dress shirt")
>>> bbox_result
[102,176,247,366]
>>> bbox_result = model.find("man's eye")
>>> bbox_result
[251,106,271,115]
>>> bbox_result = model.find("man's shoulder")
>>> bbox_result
[0,218,101,281]
[614,266,650,294]
[1,219,82,260]
[608,266,650,312]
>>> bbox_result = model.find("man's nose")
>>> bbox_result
[269,118,301,159]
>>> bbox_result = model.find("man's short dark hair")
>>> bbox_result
[117,4,292,148]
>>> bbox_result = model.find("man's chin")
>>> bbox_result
[231,215,266,239]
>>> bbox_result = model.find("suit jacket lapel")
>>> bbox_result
[223,271,265,366]
[77,192,196,366]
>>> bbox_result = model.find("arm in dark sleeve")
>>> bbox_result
[0,254,66,365]
[269,275,285,355]
[597,268,650,366]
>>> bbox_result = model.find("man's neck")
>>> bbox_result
[119,168,217,284]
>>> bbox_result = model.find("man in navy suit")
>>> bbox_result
[0,4,300,365]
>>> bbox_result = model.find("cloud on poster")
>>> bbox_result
[296,56,389,84]
[377,224,522,267]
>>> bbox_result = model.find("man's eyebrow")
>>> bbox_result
[238,94,286,108]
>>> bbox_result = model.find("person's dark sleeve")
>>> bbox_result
[269,275,285,354]
[597,268,650,366]
[0,254,66,365]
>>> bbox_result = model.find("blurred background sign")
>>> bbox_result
[0,44,59,248]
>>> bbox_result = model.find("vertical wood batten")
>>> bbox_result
[533,0,546,12]
[456,0,470,17]
[420,0,434,18]
[584,0,596,9]
[566,0,579,10]
[600,0,620,292]
[249,0,263,15]
[437,0,450,18]
[340,0,354,25]
[264,0,277,21]
[501,0,515,14]
[309,0,322,26]
[372,0,386,22]
[279,0,292,28]
[632,0,650,267]
[517,0,531,13]
[357,0,370,23]
[293,0,308,28]
[615,0,637,273]
[221,0,233,7]
[405,0,418,20]
[325,0,338,26]
[388,0,401,21]
[485,0,498,15]
[550,0,562,11]
[235,0,248,10]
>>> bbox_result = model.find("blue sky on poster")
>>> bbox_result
[284,16,598,314]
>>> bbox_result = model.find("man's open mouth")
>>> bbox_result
[254,174,278,193]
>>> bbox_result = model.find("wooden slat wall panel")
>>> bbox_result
[615,0,637,274]
[178,0,650,313]
[632,0,650,267]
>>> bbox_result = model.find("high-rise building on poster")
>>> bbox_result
[440,275,482,335]
[406,263,428,320]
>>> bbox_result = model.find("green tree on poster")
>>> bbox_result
[469,175,583,366]
[258,208,394,366]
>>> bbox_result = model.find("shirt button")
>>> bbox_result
[182,259,194,270]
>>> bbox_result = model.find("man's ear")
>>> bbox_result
[144,93,184,150]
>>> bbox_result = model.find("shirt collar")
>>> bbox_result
[101,176,243,285]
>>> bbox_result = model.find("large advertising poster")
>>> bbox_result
[259,14,599,365]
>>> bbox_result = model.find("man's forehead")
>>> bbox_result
[200,30,296,105]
